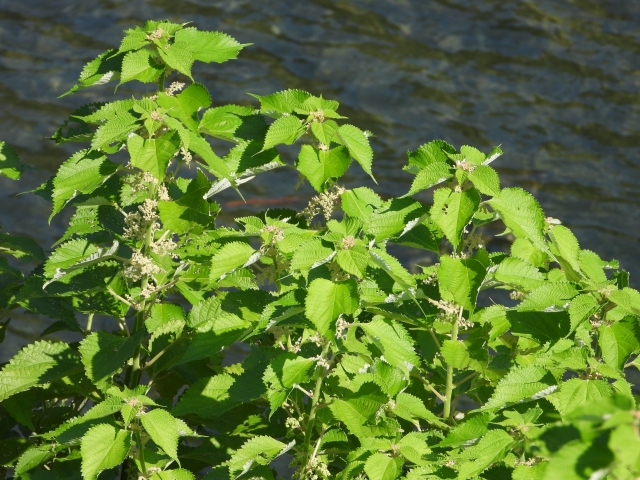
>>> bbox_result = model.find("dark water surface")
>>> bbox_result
[0,0,639,358]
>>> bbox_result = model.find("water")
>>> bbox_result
[0,1,639,357]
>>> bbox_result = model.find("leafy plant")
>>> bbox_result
[1,19,640,480]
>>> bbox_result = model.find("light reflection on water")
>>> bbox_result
[0,0,639,361]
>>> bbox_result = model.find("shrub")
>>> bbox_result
[0,19,639,480]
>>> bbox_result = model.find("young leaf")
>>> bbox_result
[430,187,480,248]
[249,89,312,116]
[364,453,402,480]
[599,322,640,369]
[437,253,488,311]
[441,340,470,369]
[80,424,130,480]
[296,144,351,192]
[157,83,211,130]
[336,124,374,180]
[62,49,122,96]
[174,28,248,63]
[403,162,453,197]
[555,379,613,416]
[209,242,257,282]
[305,278,359,335]
[393,392,448,428]
[291,238,334,273]
[468,165,500,197]
[128,131,180,180]
[44,238,98,277]
[549,225,582,280]
[227,436,286,477]
[140,408,180,461]
[494,257,545,291]
[158,41,195,80]
[608,287,640,316]
[262,115,305,151]
[361,318,420,372]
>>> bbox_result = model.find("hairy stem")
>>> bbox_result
[85,313,94,334]
[136,430,147,477]
[443,306,462,421]
[301,341,332,474]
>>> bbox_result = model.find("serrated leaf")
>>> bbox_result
[441,340,470,369]
[174,27,248,63]
[328,383,387,437]
[199,105,267,143]
[393,392,447,428]
[250,89,312,116]
[297,144,351,192]
[227,436,286,477]
[78,329,145,390]
[120,48,164,84]
[494,257,545,291]
[406,139,455,171]
[0,141,26,180]
[51,150,118,219]
[15,445,53,476]
[568,294,599,331]
[579,250,608,283]
[369,247,416,288]
[158,40,194,79]
[555,379,613,416]
[404,162,453,197]
[0,233,45,262]
[80,424,130,480]
[608,287,640,316]
[361,318,420,373]
[431,187,480,248]
[507,311,570,343]
[600,322,640,369]
[172,374,234,418]
[460,145,486,165]
[437,253,487,311]
[262,115,305,151]
[364,453,401,480]
[482,365,556,410]
[305,278,359,335]
[291,238,334,273]
[263,353,315,411]
[91,112,139,150]
[310,120,338,145]
[341,187,382,222]
[157,83,211,130]
[140,408,179,460]
[129,131,180,180]
[62,49,122,96]
[336,124,374,180]
[0,340,82,401]
[549,225,582,280]
[456,430,515,480]
[44,239,98,277]
[336,246,369,278]
[468,165,500,196]
[488,188,549,255]
[439,412,493,448]
[516,281,578,311]
[209,242,257,282]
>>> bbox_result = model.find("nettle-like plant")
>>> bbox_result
[1,19,640,480]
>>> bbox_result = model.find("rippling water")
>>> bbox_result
[0,0,639,358]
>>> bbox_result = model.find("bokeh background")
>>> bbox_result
[1,0,639,359]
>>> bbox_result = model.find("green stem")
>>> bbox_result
[136,430,147,477]
[85,313,94,335]
[443,306,462,421]
[301,341,331,473]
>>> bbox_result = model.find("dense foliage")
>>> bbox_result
[1,20,640,480]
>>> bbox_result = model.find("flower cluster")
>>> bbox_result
[299,184,345,223]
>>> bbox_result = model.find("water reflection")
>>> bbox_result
[0,0,638,360]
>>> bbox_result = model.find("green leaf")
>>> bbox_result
[44,239,98,277]
[62,49,122,96]
[460,145,486,165]
[516,281,578,312]
[494,257,545,291]
[456,430,515,480]
[488,188,549,254]
[91,111,139,150]
[199,105,267,143]
[0,341,82,401]
[608,287,640,316]
[483,365,557,410]
[51,150,118,219]
[80,424,130,480]
[441,340,470,369]
[468,165,500,196]
[140,408,179,461]
[568,294,599,331]
[263,353,315,410]
[361,318,420,372]
[128,131,180,180]
[555,379,613,416]
[305,278,359,335]
[0,141,26,180]
[549,225,582,280]
[159,170,214,234]
[439,412,493,448]
[310,120,339,145]
[78,330,145,390]
[172,374,234,418]
[249,89,312,116]
[15,445,54,477]
[437,253,488,311]
[227,436,286,477]
[336,124,374,180]
[430,187,480,248]
[599,322,640,369]
[393,392,448,428]
[363,453,402,480]
[174,28,248,63]
[209,242,258,283]
[0,233,45,262]
[262,115,305,151]
[405,139,455,171]
[296,144,351,192]
[341,187,382,222]
[403,162,453,197]
[328,383,387,437]
[120,48,164,84]
[369,247,416,288]
[507,311,570,343]
[291,238,334,273]
[336,246,369,278]
[157,83,211,130]
[158,40,195,80]
[579,250,609,283]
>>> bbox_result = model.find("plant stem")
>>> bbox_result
[443,306,462,421]
[301,341,331,473]
[85,313,94,334]
[136,430,147,477]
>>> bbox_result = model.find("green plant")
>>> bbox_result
[1,19,640,480]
